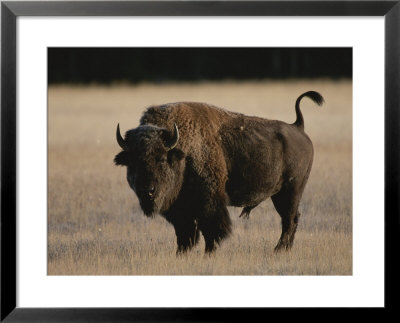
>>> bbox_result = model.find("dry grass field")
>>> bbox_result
[48,80,352,275]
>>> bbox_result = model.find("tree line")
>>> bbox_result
[48,48,352,84]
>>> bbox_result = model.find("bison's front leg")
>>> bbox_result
[173,218,200,254]
[198,197,232,254]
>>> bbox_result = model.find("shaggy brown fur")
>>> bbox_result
[114,91,323,254]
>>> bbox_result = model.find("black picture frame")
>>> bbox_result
[1,1,398,321]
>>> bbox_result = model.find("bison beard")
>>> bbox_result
[114,91,323,254]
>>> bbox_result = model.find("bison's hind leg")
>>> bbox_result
[271,187,302,252]
[198,199,232,253]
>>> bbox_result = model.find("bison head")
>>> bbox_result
[114,123,185,217]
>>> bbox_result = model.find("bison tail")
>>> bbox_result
[294,91,324,130]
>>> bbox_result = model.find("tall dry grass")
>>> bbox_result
[48,80,352,275]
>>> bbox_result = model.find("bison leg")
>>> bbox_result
[271,188,302,252]
[198,199,232,254]
[173,219,200,254]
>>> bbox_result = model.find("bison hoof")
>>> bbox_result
[176,249,189,257]
[274,241,293,253]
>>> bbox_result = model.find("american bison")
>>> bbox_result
[114,91,323,254]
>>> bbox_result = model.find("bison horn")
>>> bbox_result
[166,123,179,150]
[116,123,128,150]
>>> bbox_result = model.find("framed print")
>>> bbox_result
[1,0,399,321]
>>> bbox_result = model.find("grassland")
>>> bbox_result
[48,80,352,275]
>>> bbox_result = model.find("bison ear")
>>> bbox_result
[114,151,130,166]
[167,148,185,164]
